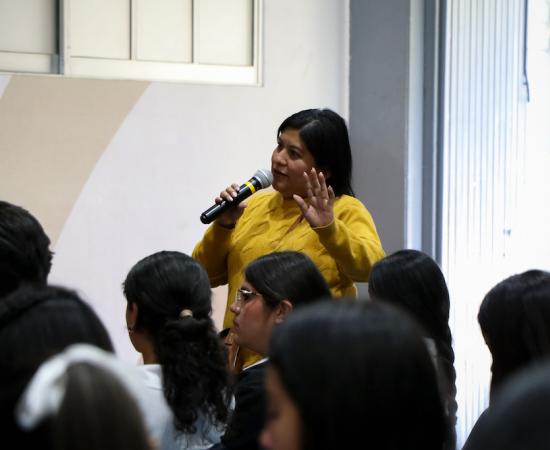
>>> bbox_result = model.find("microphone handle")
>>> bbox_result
[200,177,262,224]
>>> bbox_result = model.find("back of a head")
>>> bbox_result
[478,270,550,396]
[368,249,457,435]
[0,201,53,298]
[277,108,354,196]
[268,300,446,450]
[15,345,152,450]
[0,285,114,444]
[368,250,450,341]
[52,362,151,450]
[123,251,214,338]
[244,251,331,310]
[463,363,550,450]
[123,251,230,434]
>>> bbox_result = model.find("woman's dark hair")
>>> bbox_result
[463,362,550,450]
[368,249,457,441]
[278,108,354,197]
[478,270,550,399]
[52,362,151,450]
[123,251,230,434]
[0,201,53,298]
[244,251,331,310]
[268,300,446,450]
[0,285,114,445]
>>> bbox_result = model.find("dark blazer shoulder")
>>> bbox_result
[222,361,268,450]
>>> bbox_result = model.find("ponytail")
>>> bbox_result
[433,330,457,450]
[156,314,231,433]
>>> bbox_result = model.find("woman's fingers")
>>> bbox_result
[318,171,329,199]
[297,169,335,228]
[306,168,330,204]
[293,194,309,215]
[304,172,314,200]
[306,168,330,199]
[218,183,240,202]
[309,168,321,194]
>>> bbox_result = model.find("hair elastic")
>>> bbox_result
[179,309,193,318]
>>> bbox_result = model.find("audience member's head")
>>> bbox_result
[368,249,457,436]
[123,251,231,434]
[478,269,550,399]
[16,344,151,450]
[261,300,446,450]
[463,362,550,450]
[0,201,53,298]
[0,285,114,445]
[230,251,331,355]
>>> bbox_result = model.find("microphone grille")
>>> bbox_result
[253,169,273,188]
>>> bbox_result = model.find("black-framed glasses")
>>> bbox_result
[235,287,262,306]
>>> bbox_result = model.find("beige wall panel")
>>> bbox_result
[0,75,148,245]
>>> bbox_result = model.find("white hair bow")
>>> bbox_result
[16,344,134,429]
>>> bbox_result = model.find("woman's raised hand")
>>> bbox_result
[215,183,247,228]
[293,168,335,228]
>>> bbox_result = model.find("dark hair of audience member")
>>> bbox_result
[368,250,457,432]
[51,362,151,450]
[123,251,230,434]
[278,108,354,196]
[0,201,53,298]
[244,251,332,310]
[0,285,114,445]
[463,362,550,450]
[266,300,446,450]
[478,269,550,399]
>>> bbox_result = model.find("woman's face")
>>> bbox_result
[229,279,278,355]
[271,128,317,199]
[260,366,303,450]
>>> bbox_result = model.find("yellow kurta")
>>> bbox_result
[193,191,385,330]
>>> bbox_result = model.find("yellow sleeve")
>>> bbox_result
[192,222,234,287]
[313,197,385,281]
[192,192,271,288]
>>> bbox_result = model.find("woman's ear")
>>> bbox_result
[275,299,294,324]
[126,302,139,330]
[321,167,332,181]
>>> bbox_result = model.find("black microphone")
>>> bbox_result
[200,169,273,224]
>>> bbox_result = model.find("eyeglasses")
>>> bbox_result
[234,287,262,306]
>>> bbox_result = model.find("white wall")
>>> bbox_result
[34,0,349,362]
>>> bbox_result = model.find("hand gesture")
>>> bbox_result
[293,168,335,228]
[215,183,247,228]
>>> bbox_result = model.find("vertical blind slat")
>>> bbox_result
[441,0,527,445]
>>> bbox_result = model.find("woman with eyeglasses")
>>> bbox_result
[212,251,331,450]
[193,108,385,370]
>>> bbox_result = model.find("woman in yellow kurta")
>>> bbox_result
[193,108,385,367]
